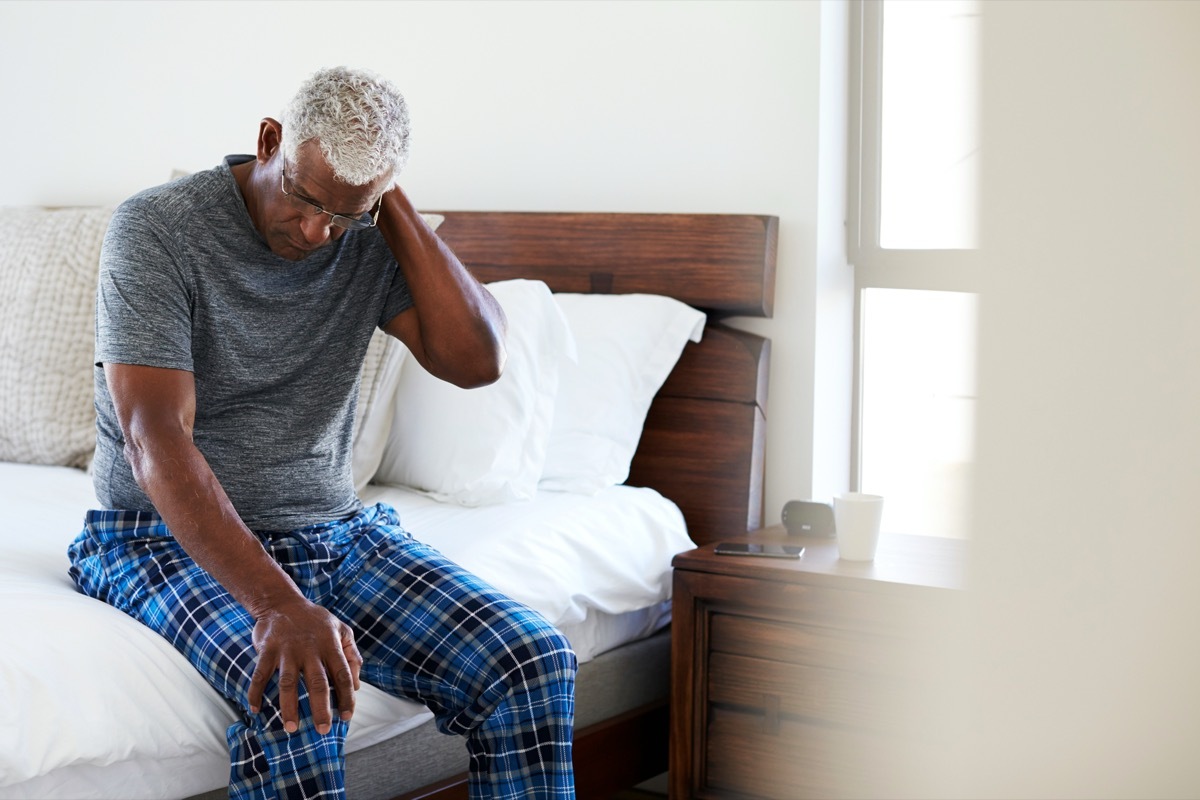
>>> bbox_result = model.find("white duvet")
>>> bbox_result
[0,462,692,799]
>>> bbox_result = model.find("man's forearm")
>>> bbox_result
[123,425,361,732]
[124,431,304,619]
[377,187,507,388]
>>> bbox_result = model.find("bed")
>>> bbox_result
[0,209,776,799]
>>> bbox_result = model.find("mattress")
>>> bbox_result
[0,462,692,799]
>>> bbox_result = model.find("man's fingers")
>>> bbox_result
[249,605,362,733]
[329,623,360,723]
[333,660,358,722]
[247,650,275,714]
[276,658,301,734]
[341,624,362,692]
[304,657,335,735]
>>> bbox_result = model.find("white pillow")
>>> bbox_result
[372,279,575,505]
[538,293,706,495]
[350,213,443,491]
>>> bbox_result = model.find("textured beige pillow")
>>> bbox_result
[0,206,113,468]
[351,328,407,490]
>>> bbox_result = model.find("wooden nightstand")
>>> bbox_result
[669,527,965,799]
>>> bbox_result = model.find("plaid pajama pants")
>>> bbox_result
[67,502,577,800]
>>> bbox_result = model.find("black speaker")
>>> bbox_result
[781,500,835,537]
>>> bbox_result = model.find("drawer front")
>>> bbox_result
[710,612,906,675]
[705,706,922,799]
[699,575,943,638]
[707,651,905,734]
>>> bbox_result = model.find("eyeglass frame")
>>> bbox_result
[280,165,383,231]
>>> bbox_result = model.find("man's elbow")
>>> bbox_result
[122,421,192,487]
[455,343,506,389]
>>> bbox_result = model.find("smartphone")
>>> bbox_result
[714,542,805,559]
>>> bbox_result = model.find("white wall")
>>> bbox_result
[929,2,1200,796]
[0,0,843,524]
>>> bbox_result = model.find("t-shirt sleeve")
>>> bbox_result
[376,241,415,329]
[95,200,194,372]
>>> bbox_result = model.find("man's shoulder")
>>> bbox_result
[115,159,239,232]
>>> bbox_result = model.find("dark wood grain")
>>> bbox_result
[629,394,765,544]
[660,325,770,410]
[630,325,770,543]
[571,703,670,799]
[670,565,706,800]
[436,212,777,318]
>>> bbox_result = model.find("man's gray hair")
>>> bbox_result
[281,66,411,186]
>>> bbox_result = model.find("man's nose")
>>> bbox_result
[299,213,333,246]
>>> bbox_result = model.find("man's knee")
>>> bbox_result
[507,621,577,693]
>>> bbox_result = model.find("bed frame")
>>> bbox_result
[189,210,777,800]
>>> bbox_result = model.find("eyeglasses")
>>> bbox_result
[280,166,382,231]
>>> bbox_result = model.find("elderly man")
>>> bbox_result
[68,66,576,799]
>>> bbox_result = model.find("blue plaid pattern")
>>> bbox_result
[68,503,577,799]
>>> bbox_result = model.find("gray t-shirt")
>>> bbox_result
[93,156,412,530]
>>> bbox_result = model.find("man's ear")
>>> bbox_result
[256,118,283,164]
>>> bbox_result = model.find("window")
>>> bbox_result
[848,0,980,538]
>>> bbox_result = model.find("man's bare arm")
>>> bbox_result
[104,362,361,734]
[377,186,508,388]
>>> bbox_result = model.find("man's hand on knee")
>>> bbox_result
[247,598,363,735]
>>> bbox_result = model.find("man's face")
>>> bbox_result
[264,140,391,261]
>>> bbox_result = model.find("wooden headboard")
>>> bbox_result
[436,212,777,546]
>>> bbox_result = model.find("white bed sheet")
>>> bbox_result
[0,462,692,799]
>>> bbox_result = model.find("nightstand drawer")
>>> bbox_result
[705,706,904,799]
[704,578,938,637]
[708,651,903,733]
[711,612,904,674]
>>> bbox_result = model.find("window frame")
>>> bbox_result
[846,0,981,493]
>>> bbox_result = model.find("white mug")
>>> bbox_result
[834,493,884,561]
